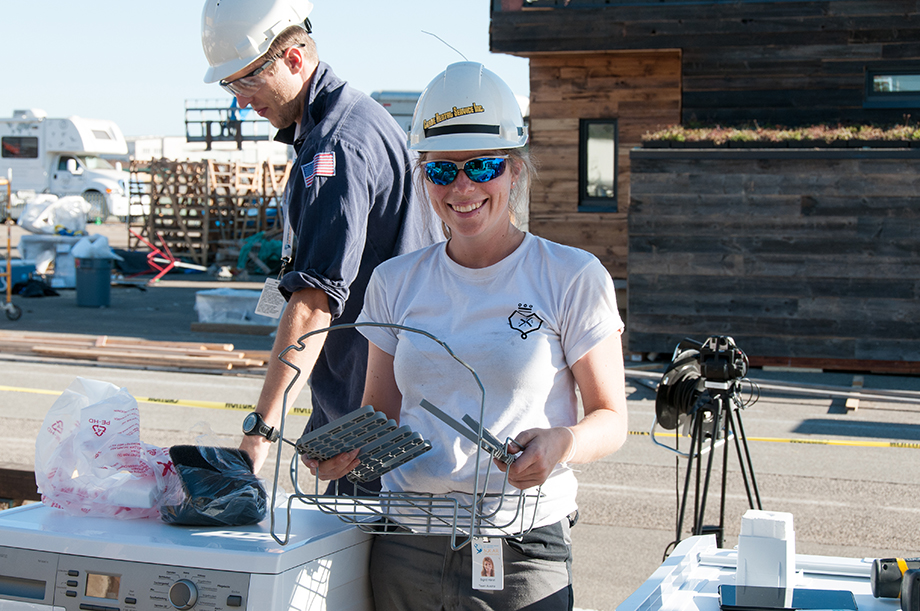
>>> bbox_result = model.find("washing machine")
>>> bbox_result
[0,501,373,610]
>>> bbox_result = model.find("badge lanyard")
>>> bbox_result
[279,176,295,277]
[255,178,294,319]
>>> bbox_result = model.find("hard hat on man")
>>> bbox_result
[201,0,314,84]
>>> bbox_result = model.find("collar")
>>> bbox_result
[273,61,343,149]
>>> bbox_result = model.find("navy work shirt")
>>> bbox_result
[275,62,441,432]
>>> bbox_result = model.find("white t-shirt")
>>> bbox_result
[356,233,623,533]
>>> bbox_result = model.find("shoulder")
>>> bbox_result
[374,242,443,277]
[522,235,614,301]
[525,234,605,273]
[314,66,406,148]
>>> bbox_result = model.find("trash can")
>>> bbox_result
[75,258,112,307]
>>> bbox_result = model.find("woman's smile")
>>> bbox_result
[449,199,485,214]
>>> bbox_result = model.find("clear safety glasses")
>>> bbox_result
[423,156,509,186]
[218,45,305,97]
[219,57,278,97]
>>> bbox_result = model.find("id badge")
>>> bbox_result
[472,537,503,591]
[255,278,286,319]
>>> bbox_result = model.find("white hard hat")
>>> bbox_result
[409,62,528,152]
[201,0,314,84]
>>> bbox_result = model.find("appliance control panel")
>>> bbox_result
[0,545,251,610]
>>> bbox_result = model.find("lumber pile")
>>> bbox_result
[127,159,292,268]
[0,330,271,371]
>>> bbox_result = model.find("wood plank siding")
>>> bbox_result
[492,0,920,125]
[491,0,920,366]
[627,148,920,363]
[528,51,681,278]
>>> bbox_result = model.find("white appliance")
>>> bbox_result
[0,502,373,610]
[618,535,882,611]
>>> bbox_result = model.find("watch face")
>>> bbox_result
[242,413,258,435]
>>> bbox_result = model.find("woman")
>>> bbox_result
[307,62,628,610]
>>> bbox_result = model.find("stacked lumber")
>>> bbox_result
[0,330,271,371]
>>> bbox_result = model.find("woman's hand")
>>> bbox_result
[494,426,574,490]
[302,448,361,481]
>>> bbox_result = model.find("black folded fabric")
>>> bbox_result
[160,445,267,527]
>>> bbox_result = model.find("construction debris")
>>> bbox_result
[0,330,270,371]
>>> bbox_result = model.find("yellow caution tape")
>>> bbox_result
[0,385,311,417]
[1,384,912,446]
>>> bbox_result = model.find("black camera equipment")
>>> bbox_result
[655,335,762,554]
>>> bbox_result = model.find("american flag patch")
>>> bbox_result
[301,151,336,187]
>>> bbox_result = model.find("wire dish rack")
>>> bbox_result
[267,322,542,549]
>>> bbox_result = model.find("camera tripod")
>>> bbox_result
[674,379,762,548]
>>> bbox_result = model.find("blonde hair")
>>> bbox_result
[414,148,535,236]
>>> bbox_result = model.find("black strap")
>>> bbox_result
[424,124,500,138]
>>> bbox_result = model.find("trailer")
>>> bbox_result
[370,91,421,133]
[0,109,130,221]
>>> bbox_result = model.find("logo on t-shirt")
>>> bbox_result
[508,303,543,339]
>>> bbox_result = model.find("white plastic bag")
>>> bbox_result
[70,235,125,261]
[34,378,181,519]
[17,195,91,235]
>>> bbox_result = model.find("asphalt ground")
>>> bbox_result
[3,222,920,610]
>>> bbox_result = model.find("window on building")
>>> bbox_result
[1,136,39,159]
[579,119,617,212]
[864,69,920,108]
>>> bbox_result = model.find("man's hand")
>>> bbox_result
[303,449,361,481]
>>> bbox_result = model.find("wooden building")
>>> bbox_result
[491,0,920,367]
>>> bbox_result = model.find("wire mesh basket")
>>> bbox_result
[268,322,542,549]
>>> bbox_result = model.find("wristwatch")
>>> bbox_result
[242,412,280,443]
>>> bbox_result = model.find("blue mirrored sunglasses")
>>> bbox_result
[424,157,508,186]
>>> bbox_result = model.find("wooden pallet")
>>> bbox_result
[128,159,291,268]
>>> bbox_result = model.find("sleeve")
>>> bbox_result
[355,265,400,355]
[561,257,624,368]
[278,140,372,319]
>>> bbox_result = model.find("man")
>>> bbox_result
[200,0,441,489]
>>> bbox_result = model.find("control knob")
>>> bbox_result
[168,579,198,610]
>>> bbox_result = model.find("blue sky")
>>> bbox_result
[1,1,529,137]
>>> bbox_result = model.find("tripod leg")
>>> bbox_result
[694,404,722,537]
[715,396,732,548]
[675,412,703,542]
[729,404,763,510]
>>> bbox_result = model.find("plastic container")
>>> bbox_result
[736,510,796,590]
[0,259,36,291]
[194,288,280,325]
[75,258,112,307]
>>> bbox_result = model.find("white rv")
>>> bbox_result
[0,109,130,220]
